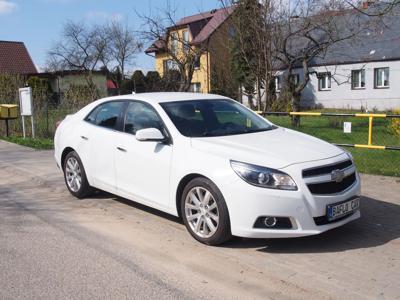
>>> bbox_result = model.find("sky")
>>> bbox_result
[0,0,221,73]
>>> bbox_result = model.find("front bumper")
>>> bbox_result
[220,155,361,238]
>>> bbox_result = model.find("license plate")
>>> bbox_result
[327,198,360,221]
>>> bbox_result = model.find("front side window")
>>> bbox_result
[161,99,275,137]
[352,69,365,89]
[124,101,163,135]
[318,73,331,91]
[85,101,124,130]
[374,67,389,88]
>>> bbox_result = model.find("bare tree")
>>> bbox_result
[47,21,108,100]
[48,20,142,98]
[226,0,279,110]
[48,21,107,72]
[271,0,386,125]
[228,0,400,125]
[105,20,143,86]
[139,7,207,92]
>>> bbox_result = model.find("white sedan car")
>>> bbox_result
[55,93,360,245]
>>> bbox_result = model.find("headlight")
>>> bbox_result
[230,160,297,190]
[345,150,354,162]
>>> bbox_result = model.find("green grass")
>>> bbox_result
[266,115,400,177]
[0,136,54,150]
[1,108,399,176]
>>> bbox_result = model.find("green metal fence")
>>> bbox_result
[262,112,400,177]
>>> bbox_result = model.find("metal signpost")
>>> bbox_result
[18,87,35,138]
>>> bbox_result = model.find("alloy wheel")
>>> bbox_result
[65,157,82,193]
[184,187,219,238]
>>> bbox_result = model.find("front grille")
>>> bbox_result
[307,172,356,195]
[302,160,353,177]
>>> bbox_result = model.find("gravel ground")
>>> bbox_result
[0,140,399,300]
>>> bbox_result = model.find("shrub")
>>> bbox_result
[0,74,25,104]
[62,84,98,110]
[389,109,400,137]
[26,76,52,110]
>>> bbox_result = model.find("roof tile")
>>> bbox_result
[0,41,37,75]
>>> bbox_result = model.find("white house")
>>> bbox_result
[276,61,400,111]
[246,3,400,111]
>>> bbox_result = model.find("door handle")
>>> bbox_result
[81,135,89,140]
[117,147,127,152]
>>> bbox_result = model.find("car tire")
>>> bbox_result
[181,177,232,245]
[63,151,92,199]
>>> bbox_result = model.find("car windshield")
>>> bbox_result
[160,99,275,137]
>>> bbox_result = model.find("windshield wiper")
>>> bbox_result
[197,127,275,137]
[244,128,273,134]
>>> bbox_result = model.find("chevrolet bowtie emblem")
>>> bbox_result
[331,169,345,183]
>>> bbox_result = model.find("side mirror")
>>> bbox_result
[135,128,166,142]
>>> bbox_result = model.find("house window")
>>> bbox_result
[289,74,300,86]
[163,59,178,74]
[190,83,201,93]
[183,30,190,53]
[374,67,389,88]
[228,26,236,38]
[318,73,331,91]
[193,56,200,69]
[352,69,365,89]
[171,32,178,54]
[275,76,281,91]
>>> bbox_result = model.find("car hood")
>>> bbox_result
[190,127,344,169]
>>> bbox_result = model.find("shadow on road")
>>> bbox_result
[222,196,400,253]
[88,190,182,224]
[82,191,400,253]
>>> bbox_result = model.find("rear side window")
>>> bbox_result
[85,101,124,130]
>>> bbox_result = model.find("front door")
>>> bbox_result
[115,101,173,211]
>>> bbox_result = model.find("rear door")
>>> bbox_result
[85,101,125,193]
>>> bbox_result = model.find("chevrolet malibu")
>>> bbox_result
[54,93,361,245]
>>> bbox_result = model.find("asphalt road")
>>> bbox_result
[0,140,399,300]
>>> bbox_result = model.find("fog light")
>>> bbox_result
[254,216,293,229]
[264,217,277,227]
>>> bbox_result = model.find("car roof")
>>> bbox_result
[97,92,231,105]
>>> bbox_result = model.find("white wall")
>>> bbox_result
[299,61,400,111]
[242,60,400,111]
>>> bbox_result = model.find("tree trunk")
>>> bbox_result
[291,92,301,127]
[237,85,243,104]
[248,94,255,110]
[256,78,262,111]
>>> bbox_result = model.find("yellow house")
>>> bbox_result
[145,6,236,94]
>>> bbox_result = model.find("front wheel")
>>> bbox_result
[181,177,232,245]
[63,151,92,199]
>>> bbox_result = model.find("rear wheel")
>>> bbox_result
[181,177,232,245]
[63,151,92,199]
